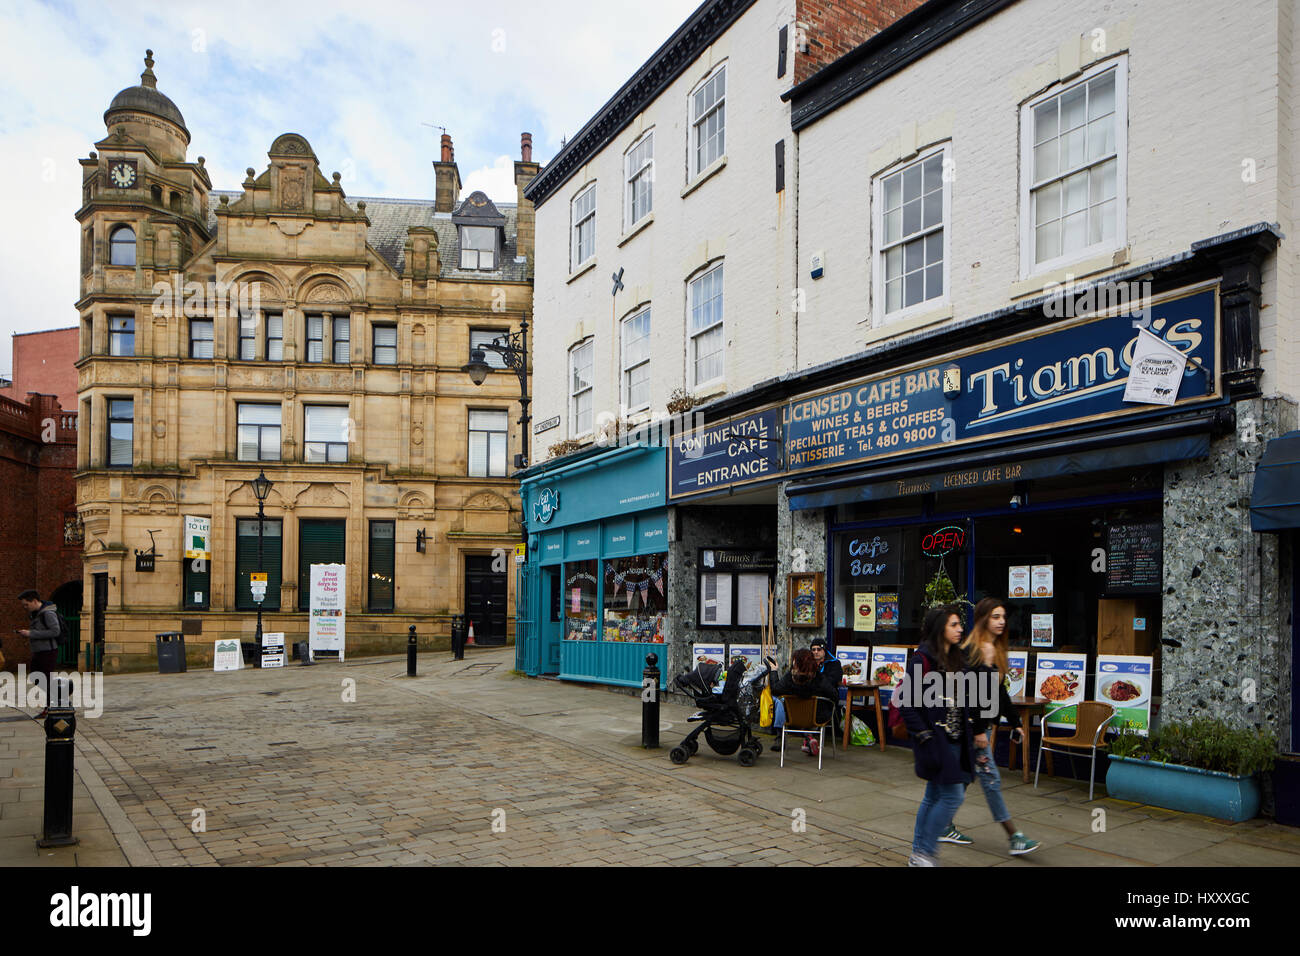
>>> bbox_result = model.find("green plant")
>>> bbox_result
[666,387,697,415]
[1110,717,1278,776]
[923,561,974,613]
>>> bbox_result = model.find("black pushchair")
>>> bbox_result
[669,658,764,767]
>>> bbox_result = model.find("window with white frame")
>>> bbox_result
[1022,60,1125,272]
[373,324,397,365]
[571,184,596,269]
[875,147,948,321]
[689,263,724,386]
[625,132,654,229]
[237,403,281,462]
[691,65,726,176]
[189,318,214,359]
[468,409,508,477]
[569,339,593,437]
[621,308,651,412]
[460,227,497,270]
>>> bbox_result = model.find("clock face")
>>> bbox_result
[109,161,137,188]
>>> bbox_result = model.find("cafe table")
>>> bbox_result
[992,695,1054,783]
[842,681,889,753]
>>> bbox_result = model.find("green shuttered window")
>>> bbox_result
[299,519,346,611]
[235,518,282,610]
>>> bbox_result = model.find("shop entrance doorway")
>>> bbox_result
[540,566,562,673]
[465,555,507,645]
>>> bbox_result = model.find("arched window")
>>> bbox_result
[109,225,136,266]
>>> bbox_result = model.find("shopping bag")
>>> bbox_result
[773,697,786,728]
[758,685,774,727]
[849,715,877,747]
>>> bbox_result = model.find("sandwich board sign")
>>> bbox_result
[261,631,286,668]
[214,639,242,672]
[309,564,346,661]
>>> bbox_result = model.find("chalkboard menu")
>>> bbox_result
[838,530,903,586]
[1106,522,1162,594]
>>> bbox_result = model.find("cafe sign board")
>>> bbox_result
[669,283,1219,500]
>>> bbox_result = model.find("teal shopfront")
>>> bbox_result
[516,444,669,688]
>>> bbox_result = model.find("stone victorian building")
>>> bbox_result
[76,52,537,670]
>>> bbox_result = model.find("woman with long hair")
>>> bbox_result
[940,597,1040,856]
[901,604,976,866]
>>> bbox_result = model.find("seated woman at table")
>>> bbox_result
[941,597,1039,857]
[757,648,837,754]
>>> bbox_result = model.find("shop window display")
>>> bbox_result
[563,560,599,641]
[603,553,667,643]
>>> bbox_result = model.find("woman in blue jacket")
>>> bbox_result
[901,604,977,866]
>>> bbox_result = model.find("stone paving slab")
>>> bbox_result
[0,645,1297,867]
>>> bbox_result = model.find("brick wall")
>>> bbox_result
[793,0,927,84]
[0,328,79,411]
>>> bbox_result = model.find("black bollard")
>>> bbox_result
[38,677,78,848]
[407,624,417,677]
[642,653,660,749]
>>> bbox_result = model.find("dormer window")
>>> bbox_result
[460,227,497,270]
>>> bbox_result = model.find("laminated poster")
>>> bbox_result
[309,564,346,660]
[876,593,899,630]
[1008,566,1031,599]
[727,644,764,692]
[1005,650,1029,701]
[1095,655,1154,734]
[692,643,726,694]
[1031,565,1055,599]
[853,592,876,632]
[1031,613,1055,648]
[1034,653,1087,728]
[839,646,869,685]
[870,646,909,705]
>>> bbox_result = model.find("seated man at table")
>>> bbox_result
[810,636,844,735]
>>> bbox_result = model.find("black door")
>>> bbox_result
[465,555,507,645]
[92,573,107,645]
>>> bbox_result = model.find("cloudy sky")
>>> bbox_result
[0,0,702,376]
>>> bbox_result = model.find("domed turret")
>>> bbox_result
[103,50,190,161]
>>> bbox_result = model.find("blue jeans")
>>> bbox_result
[912,740,966,859]
[972,742,1011,823]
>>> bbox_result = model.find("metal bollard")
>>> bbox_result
[642,653,660,749]
[407,624,417,677]
[38,677,78,848]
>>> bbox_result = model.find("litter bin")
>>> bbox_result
[155,632,187,674]
[240,642,262,668]
[450,614,466,660]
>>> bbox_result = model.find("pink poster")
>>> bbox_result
[571,587,581,613]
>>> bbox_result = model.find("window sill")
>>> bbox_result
[618,215,654,248]
[866,303,954,346]
[566,258,598,285]
[1012,246,1130,300]
[680,155,727,199]
[692,379,728,402]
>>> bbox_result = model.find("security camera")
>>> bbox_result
[1009,495,1022,509]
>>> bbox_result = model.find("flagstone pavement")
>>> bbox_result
[2,645,1298,867]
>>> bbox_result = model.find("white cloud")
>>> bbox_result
[0,0,702,372]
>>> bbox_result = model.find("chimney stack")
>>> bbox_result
[514,131,541,268]
[433,133,461,213]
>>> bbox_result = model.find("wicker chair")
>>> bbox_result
[1034,700,1115,800]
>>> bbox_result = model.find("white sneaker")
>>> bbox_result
[907,853,937,867]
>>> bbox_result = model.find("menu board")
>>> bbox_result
[691,643,726,693]
[1005,650,1029,701]
[1095,655,1153,735]
[839,647,869,685]
[736,573,772,627]
[1106,522,1163,594]
[1034,652,1087,728]
[699,572,733,626]
[869,646,909,705]
[727,644,765,691]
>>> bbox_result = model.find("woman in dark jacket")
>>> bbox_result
[901,604,977,866]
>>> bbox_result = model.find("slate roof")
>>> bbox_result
[208,190,527,281]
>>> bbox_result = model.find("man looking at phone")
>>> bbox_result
[17,589,61,718]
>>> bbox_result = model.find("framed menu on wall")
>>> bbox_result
[1106,522,1163,594]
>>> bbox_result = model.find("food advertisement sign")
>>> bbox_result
[1008,566,1031,599]
[308,564,346,660]
[1031,565,1054,599]
[726,644,764,691]
[1034,653,1087,728]
[1095,655,1153,734]
[870,646,909,705]
[839,647,869,685]
[669,284,1218,500]
[692,643,726,694]
[1005,651,1029,701]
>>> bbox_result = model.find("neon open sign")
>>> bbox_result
[921,525,966,557]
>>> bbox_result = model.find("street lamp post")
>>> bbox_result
[461,316,531,476]
[249,469,274,648]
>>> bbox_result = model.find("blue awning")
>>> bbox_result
[1251,431,1300,532]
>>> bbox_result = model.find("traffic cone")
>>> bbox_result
[466,621,476,646]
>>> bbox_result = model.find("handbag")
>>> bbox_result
[758,684,774,727]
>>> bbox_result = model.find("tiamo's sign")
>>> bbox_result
[669,283,1219,499]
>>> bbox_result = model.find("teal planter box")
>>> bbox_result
[1106,755,1261,822]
